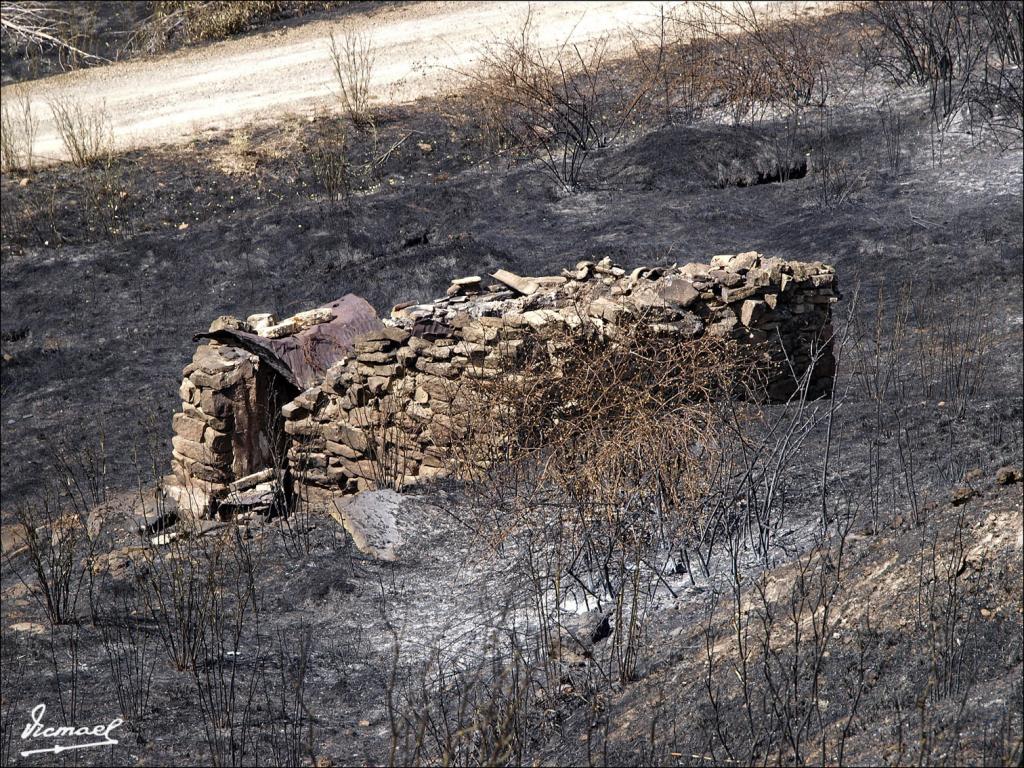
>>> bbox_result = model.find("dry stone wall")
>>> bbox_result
[280,252,838,502]
[166,252,838,516]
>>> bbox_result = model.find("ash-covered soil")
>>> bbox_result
[1,8,1022,765]
[2,89,1020,504]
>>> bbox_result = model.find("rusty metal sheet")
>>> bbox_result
[195,294,384,389]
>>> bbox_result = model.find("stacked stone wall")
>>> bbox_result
[167,252,838,514]
[281,252,838,500]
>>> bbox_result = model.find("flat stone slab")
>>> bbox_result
[331,490,405,561]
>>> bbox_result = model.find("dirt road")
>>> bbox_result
[9,1,679,164]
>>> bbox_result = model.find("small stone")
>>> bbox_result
[729,251,760,272]
[721,283,761,303]
[281,401,308,419]
[950,486,977,505]
[996,466,1022,485]
[358,326,410,345]
[739,299,766,327]
[247,313,277,333]
[491,269,539,296]
[10,621,46,634]
[172,412,207,443]
[208,315,247,333]
[261,318,300,338]
[331,490,406,561]
[190,366,246,391]
[658,277,699,308]
[708,269,743,288]
[292,308,335,329]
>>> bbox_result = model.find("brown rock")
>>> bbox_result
[172,412,206,443]
[358,326,411,345]
[201,427,232,452]
[950,486,977,505]
[729,251,760,272]
[208,315,248,333]
[179,377,199,405]
[199,388,234,419]
[367,376,391,395]
[721,283,761,304]
[172,435,227,465]
[189,366,248,391]
[324,423,369,453]
[996,466,1022,485]
[739,299,766,327]
[709,269,743,288]
[357,351,394,364]
[491,269,539,296]
[326,440,364,460]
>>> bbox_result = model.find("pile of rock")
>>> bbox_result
[280,252,838,500]
[167,252,838,515]
[166,343,262,514]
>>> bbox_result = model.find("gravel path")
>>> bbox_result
[8,1,684,164]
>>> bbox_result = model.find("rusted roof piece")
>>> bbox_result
[195,294,384,389]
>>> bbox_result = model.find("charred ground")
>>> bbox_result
[1,4,1022,766]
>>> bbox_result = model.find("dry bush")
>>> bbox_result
[451,313,752,683]
[467,11,650,190]
[390,630,544,766]
[146,1,329,48]
[859,1,1024,141]
[849,280,996,420]
[810,108,869,209]
[0,83,38,173]
[48,95,111,167]
[1,440,106,625]
[3,495,91,625]
[329,29,375,125]
[627,5,715,126]
[673,1,841,126]
[93,587,158,726]
[305,118,351,203]
[0,1,107,71]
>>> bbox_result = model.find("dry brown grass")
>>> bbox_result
[0,83,38,173]
[445,310,754,682]
[48,95,111,167]
[329,28,376,125]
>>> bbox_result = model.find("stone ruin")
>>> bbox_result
[164,252,839,519]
